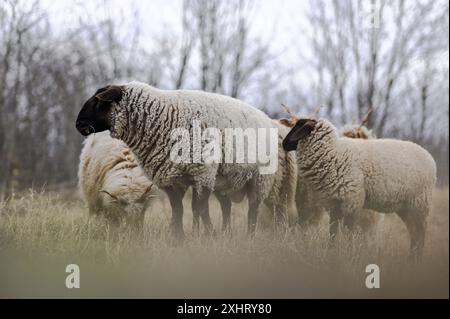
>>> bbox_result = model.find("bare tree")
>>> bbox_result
[0,0,447,195]
[302,0,448,138]
[293,0,449,183]
[183,0,273,99]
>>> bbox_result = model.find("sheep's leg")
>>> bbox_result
[88,206,96,217]
[105,212,121,228]
[329,206,344,241]
[295,184,310,225]
[163,186,187,242]
[334,192,364,239]
[343,214,356,231]
[216,193,232,232]
[247,199,260,236]
[192,187,213,235]
[397,208,427,262]
[274,202,288,227]
[128,211,145,231]
[88,205,102,220]
[192,188,201,235]
[136,212,145,230]
[296,186,324,227]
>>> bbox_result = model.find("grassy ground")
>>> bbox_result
[0,187,448,298]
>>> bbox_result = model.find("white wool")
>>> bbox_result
[294,118,436,257]
[78,131,154,223]
[110,81,276,205]
[291,123,380,231]
[265,120,298,222]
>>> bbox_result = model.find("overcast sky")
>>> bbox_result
[42,0,307,60]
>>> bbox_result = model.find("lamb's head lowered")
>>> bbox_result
[76,85,124,136]
[99,183,154,227]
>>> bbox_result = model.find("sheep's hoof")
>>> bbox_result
[247,228,257,238]
[202,225,216,237]
[170,229,185,245]
[206,228,217,238]
[222,226,233,236]
[408,250,422,264]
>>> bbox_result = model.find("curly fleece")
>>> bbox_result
[294,118,436,256]
[78,131,153,216]
[108,81,276,202]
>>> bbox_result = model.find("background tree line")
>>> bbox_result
[0,0,448,198]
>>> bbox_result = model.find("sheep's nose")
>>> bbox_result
[76,120,91,136]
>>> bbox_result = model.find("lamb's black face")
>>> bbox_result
[76,85,123,136]
[282,118,317,152]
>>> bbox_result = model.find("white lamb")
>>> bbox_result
[278,111,380,233]
[78,131,154,229]
[283,118,436,259]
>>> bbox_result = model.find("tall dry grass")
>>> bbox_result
[0,188,448,298]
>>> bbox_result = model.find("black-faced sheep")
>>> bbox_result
[76,82,278,240]
[283,118,437,259]
[278,110,381,233]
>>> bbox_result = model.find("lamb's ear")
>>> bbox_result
[279,118,294,128]
[95,85,124,103]
[137,184,153,203]
[282,119,317,151]
[100,190,119,202]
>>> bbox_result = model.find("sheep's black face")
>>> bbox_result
[282,118,317,151]
[76,85,123,136]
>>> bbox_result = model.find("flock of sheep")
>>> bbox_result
[76,81,436,260]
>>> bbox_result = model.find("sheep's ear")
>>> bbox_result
[100,190,119,202]
[95,85,124,103]
[283,119,317,151]
[137,184,154,203]
[279,118,294,128]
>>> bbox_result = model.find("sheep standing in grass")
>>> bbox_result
[278,109,380,233]
[278,107,326,227]
[78,131,154,229]
[76,82,277,240]
[78,124,295,234]
[283,118,436,259]
[268,120,298,224]
[338,124,381,235]
[206,117,298,232]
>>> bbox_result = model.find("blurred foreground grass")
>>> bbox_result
[0,188,448,298]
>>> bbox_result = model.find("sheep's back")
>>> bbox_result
[341,138,436,211]
[124,82,277,193]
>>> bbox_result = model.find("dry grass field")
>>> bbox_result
[0,187,448,298]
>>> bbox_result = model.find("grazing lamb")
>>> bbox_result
[283,118,436,259]
[78,131,154,229]
[76,82,277,240]
[78,132,233,234]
